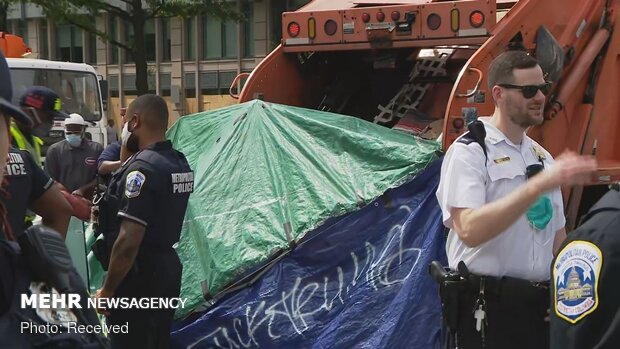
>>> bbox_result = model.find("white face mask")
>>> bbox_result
[121,122,131,145]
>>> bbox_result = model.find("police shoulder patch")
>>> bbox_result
[125,170,146,198]
[553,240,602,324]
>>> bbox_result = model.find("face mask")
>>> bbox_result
[121,122,131,144]
[122,119,140,153]
[65,134,82,147]
[527,195,553,230]
[31,120,53,138]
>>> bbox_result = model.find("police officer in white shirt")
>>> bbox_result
[436,50,597,349]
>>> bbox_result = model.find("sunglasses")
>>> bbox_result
[498,82,552,99]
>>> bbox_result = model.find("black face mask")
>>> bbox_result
[125,120,140,153]
[31,120,53,138]
[126,133,140,153]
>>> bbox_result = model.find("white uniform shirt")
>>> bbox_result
[436,118,565,282]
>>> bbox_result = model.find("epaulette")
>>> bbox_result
[456,120,488,162]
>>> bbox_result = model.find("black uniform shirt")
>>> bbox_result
[550,189,620,349]
[4,146,53,235]
[115,141,193,249]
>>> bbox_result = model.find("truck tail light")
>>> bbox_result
[469,11,485,28]
[288,22,300,37]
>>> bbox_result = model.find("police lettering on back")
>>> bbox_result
[5,151,27,176]
[171,171,193,194]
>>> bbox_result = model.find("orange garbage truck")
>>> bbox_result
[0,32,31,58]
[234,0,620,229]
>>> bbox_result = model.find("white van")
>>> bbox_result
[6,58,108,157]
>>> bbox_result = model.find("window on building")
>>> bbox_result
[109,75,119,97]
[109,17,119,64]
[185,17,196,60]
[241,69,253,89]
[124,23,134,63]
[160,73,171,96]
[184,73,196,98]
[124,19,156,63]
[123,75,136,94]
[87,32,98,64]
[121,73,156,95]
[243,2,255,58]
[223,20,237,58]
[219,71,236,92]
[57,24,83,62]
[202,15,238,59]
[146,19,156,62]
[17,21,28,45]
[147,73,156,94]
[200,71,218,94]
[39,20,49,59]
[199,70,237,95]
[161,18,171,62]
[202,17,221,59]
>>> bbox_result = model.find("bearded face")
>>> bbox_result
[496,65,548,129]
[504,89,546,128]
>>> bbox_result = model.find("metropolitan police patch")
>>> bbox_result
[553,241,602,323]
[125,170,146,198]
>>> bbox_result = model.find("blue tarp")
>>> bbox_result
[171,159,446,349]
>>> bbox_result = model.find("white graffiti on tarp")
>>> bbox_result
[187,205,422,349]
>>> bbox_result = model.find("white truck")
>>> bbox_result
[6,58,108,155]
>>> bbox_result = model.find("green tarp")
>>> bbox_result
[167,100,440,318]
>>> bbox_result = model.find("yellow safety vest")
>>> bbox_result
[10,123,44,166]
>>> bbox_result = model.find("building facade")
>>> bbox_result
[6,0,309,126]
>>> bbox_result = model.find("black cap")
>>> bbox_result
[0,51,33,127]
[19,86,69,120]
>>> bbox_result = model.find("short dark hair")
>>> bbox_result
[131,94,168,130]
[487,51,540,91]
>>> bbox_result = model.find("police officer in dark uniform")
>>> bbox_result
[549,186,620,349]
[4,145,72,237]
[94,94,193,349]
[0,50,107,348]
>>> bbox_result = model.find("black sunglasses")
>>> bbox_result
[498,82,552,99]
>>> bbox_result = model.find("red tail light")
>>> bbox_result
[288,22,301,37]
[376,11,385,22]
[362,13,371,23]
[469,11,485,28]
